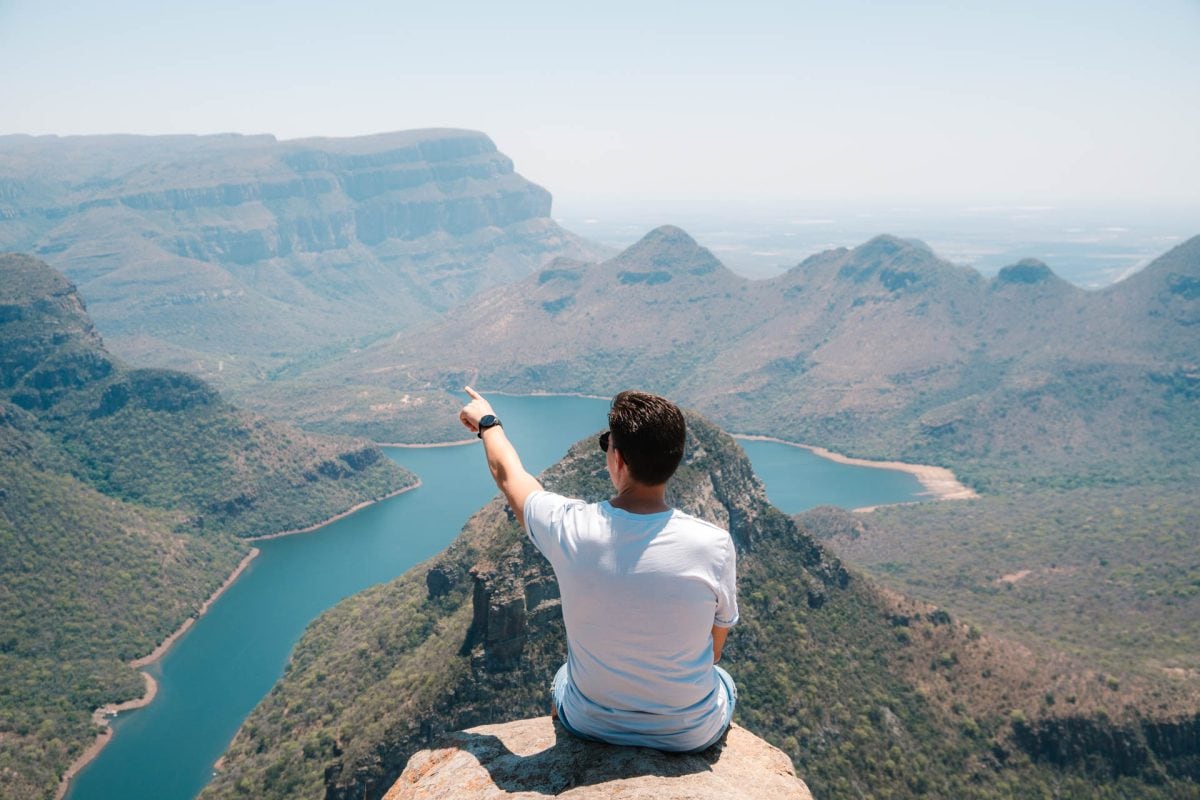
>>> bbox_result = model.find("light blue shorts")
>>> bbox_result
[552,663,737,753]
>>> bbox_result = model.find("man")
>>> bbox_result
[458,386,738,752]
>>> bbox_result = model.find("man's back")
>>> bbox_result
[525,491,738,751]
[459,388,739,752]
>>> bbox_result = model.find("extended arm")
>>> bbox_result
[459,387,542,528]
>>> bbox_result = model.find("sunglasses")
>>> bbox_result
[598,431,611,452]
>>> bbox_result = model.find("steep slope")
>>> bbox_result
[0,253,413,536]
[0,254,416,800]
[1102,234,1200,353]
[203,416,1199,800]
[0,130,607,389]
[0,418,247,800]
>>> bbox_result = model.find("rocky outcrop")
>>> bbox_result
[383,717,812,800]
[202,405,1200,800]
[292,415,848,800]
[1,254,115,409]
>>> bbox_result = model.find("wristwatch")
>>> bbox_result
[477,414,502,438]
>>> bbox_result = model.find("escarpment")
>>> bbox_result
[0,130,609,382]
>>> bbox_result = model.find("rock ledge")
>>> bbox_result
[384,716,812,799]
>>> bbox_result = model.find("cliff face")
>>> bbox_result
[383,717,813,799]
[0,130,607,382]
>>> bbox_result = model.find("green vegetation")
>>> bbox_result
[3,216,1196,798]
[42,368,407,538]
[202,419,1200,800]
[0,432,248,799]
[245,230,1199,480]
[0,254,415,800]
[807,484,1200,678]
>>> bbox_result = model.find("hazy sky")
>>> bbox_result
[2,0,1197,216]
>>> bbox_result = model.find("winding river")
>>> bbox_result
[65,395,925,800]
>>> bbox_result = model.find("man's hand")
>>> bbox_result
[459,386,495,435]
[458,386,543,528]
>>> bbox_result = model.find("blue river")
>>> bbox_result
[66,394,922,800]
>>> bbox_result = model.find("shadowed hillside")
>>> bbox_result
[202,415,1199,800]
[0,254,416,800]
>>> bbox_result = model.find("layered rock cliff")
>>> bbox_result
[0,130,607,383]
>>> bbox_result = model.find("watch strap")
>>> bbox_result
[477,415,502,438]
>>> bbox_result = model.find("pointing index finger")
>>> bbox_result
[464,386,482,400]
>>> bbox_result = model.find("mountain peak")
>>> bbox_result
[995,258,1060,286]
[834,235,944,290]
[0,252,78,306]
[856,234,934,259]
[613,226,726,278]
[845,235,939,272]
[643,224,696,243]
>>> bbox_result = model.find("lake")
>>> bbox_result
[65,394,923,800]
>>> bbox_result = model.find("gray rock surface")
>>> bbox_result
[383,716,813,799]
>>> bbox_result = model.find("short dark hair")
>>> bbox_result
[608,390,686,486]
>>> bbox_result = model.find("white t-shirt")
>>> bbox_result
[524,490,739,751]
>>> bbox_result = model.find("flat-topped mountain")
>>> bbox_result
[0,254,415,800]
[0,130,607,386]
[202,413,1200,800]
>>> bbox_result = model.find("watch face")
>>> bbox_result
[479,414,497,428]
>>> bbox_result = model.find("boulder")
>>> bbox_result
[383,716,812,799]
